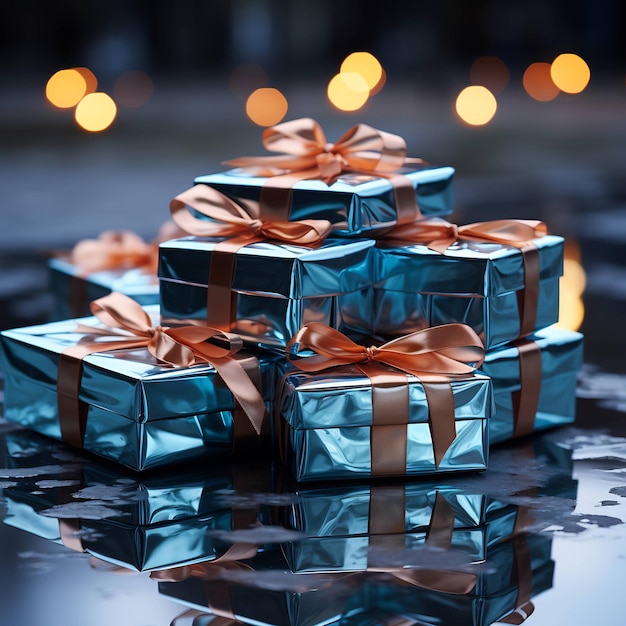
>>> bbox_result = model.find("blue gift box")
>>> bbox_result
[48,257,159,320]
[479,326,584,445]
[0,429,274,571]
[0,306,276,471]
[194,165,455,237]
[373,234,564,349]
[278,365,493,481]
[158,237,375,349]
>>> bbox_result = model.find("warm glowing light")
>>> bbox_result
[229,64,269,99]
[469,56,510,94]
[327,72,370,112]
[455,86,497,126]
[74,67,98,95]
[74,92,117,132]
[45,69,87,108]
[523,62,560,101]
[557,242,586,331]
[370,67,387,96]
[245,87,288,126]
[114,70,154,107]
[550,53,590,94]
[340,52,383,91]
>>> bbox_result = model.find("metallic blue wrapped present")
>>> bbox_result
[280,483,531,573]
[48,256,159,320]
[194,117,454,237]
[278,323,493,481]
[480,326,584,445]
[373,219,564,349]
[158,237,375,349]
[1,429,274,571]
[0,295,274,471]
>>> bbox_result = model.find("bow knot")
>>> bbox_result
[247,219,264,235]
[366,345,380,360]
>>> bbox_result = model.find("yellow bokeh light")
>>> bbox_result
[114,70,154,108]
[245,87,288,126]
[74,92,117,132]
[340,52,383,91]
[523,62,560,101]
[556,242,586,331]
[455,85,497,126]
[550,53,590,94]
[327,72,370,112]
[74,67,98,95]
[45,69,87,109]
[470,56,510,94]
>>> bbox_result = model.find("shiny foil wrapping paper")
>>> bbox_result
[278,366,493,481]
[369,533,554,626]
[480,326,584,445]
[48,257,159,320]
[0,307,276,471]
[280,484,527,573]
[1,430,274,571]
[158,237,375,349]
[194,166,455,237]
[373,235,564,349]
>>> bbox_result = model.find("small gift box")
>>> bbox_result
[369,532,554,626]
[480,326,584,445]
[280,483,532,573]
[373,219,564,349]
[194,118,455,237]
[277,323,493,481]
[48,224,185,320]
[0,293,274,471]
[1,429,274,571]
[158,235,375,349]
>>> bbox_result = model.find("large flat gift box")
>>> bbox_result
[194,165,455,237]
[279,483,532,573]
[48,256,159,320]
[277,365,493,481]
[158,237,375,349]
[0,305,276,471]
[480,326,584,444]
[1,429,274,571]
[373,233,564,349]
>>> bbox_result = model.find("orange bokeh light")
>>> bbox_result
[114,70,154,108]
[245,87,288,126]
[550,53,590,94]
[74,67,98,95]
[45,69,87,109]
[469,56,510,94]
[523,63,560,101]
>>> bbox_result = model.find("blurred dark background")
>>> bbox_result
[0,0,625,370]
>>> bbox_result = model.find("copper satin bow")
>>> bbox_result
[378,217,549,339]
[222,117,426,225]
[169,183,332,246]
[69,221,187,275]
[285,322,485,470]
[57,291,267,448]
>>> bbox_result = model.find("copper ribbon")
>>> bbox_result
[56,291,266,449]
[223,117,426,225]
[511,339,542,438]
[379,218,549,338]
[170,184,333,330]
[170,609,239,626]
[286,322,485,471]
[497,536,535,624]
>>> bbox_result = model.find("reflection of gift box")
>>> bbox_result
[157,550,368,626]
[194,165,455,237]
[1,429,272,571]
[373,234,564,349]
[158,238,375,349]
[369,533,554,626]
[480,327,584,444]
[0,305,275,471]
[280,483,532,573]
[278,365,492,481]
[48,257,159,320]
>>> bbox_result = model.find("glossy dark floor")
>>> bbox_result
[1,82,626,626]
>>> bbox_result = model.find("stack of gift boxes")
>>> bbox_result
[0,117,583,479]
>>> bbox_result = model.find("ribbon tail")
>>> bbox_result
[421,377,456,468]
